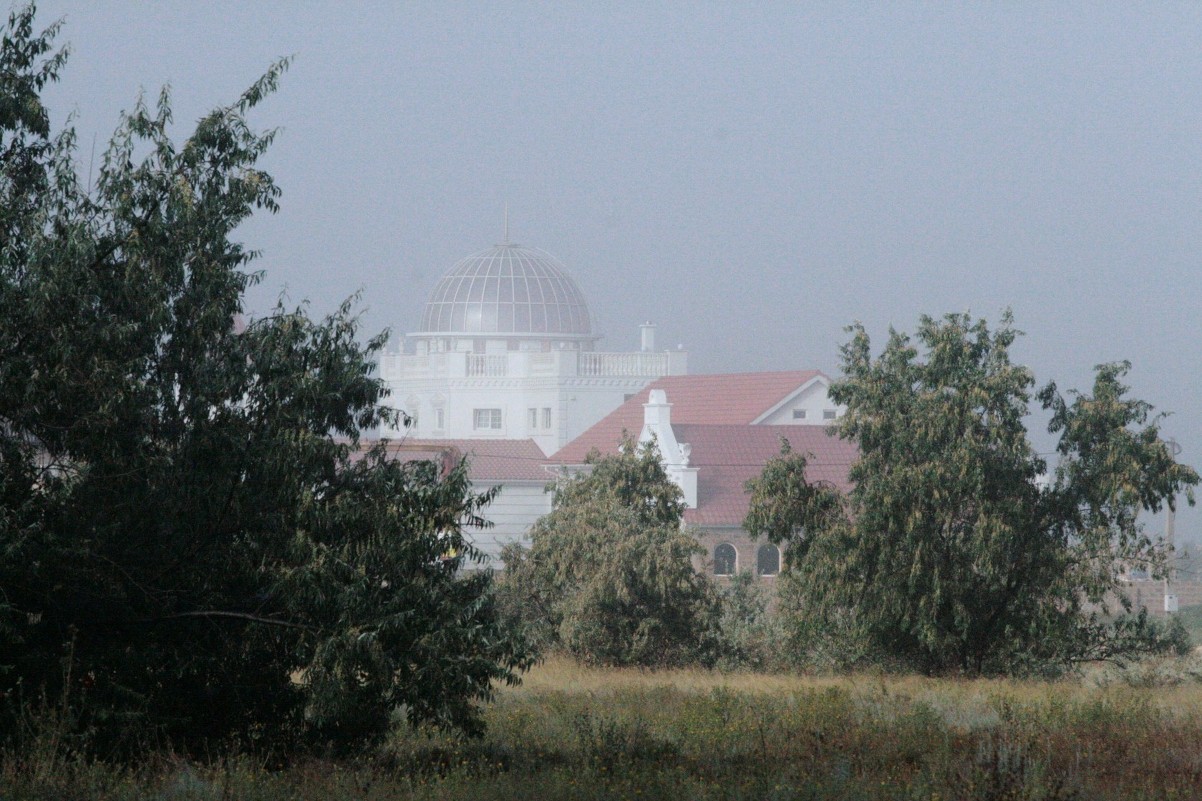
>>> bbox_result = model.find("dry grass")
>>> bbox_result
[520,653,1202,720]
[8,655,1202,800]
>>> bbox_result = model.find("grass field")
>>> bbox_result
[9,655,1202,800]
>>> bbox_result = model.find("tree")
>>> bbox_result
[746,312,1199,674]
[713,571,786,671]
[743,438,844,565]
[0,5,529,756]
[500,437,721,667]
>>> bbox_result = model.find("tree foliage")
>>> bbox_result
[500,437,721,667]
[0,5,529,756]
[743,438,843,565]
[713,571,786,671]
[746,312,1199,674]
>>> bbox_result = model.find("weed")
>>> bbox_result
[571,709,679,771]
[8,656,1202,800]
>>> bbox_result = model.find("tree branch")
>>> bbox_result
[135,610,319,632]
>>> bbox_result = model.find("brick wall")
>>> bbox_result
[1122,579,1202,617]
[691,527,782,583]
[689,527,1202,619]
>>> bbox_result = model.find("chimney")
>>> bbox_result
[640,390,699,508]
[639,322,657,352]
[644,389,672,430]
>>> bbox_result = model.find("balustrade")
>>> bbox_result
[466,353,508,377]
[579,351,670,377]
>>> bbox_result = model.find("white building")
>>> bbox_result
[374,233,851,570]
[370,439,553,564]
[552,374,855,580]
[379,239,686,455]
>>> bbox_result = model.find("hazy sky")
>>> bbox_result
[33,2,1202,542]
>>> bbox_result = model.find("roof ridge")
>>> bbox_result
[653,368,824,380]
[551,369,832,462]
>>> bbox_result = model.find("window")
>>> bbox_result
[541,407,552,428]
[473,338,487,353]
[792,409,807,420]
[624,393,635,402]
[822,409,837,420]
[713,543,737,576]
[757,544,780,577]
[435,408,444,430]
[473,408,502,430]
[528,408,538,429]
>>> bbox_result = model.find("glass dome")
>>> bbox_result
[418,244,593,338]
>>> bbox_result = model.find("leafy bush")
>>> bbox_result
[500,437,721,668]
[714,572,786,671]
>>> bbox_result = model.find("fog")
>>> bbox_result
[37,2,1202,542]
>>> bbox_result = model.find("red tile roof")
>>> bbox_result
[673,424,857,528]
[552,370,824,463]
[368,438,550,482]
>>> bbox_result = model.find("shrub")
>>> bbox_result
[502,438,722,668]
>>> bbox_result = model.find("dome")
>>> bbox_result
[418,244,593,338]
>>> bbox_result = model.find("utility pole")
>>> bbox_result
[1164,438,1182,614]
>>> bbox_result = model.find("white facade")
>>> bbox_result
[752,374,845,425]
[465,481,551,564]
[380,347,687,455]
[638,390,699,508]
[380,241,686,454]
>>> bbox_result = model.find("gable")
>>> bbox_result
[553,370,825,463]
[752,375,844,425]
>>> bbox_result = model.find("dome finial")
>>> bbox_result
[503,203,509,245]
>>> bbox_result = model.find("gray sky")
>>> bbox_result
[35,2,1202,543]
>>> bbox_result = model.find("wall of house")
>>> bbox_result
[755,381,844,426]
[691,530,1202,612]
[380,348,684,455]
[1122,579,1202,617]
[691,526,784,583]
[464,480,553,566]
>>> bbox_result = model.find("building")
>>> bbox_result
[552,373,856,579]
[551,370,843,461]
[375,233,854,570]
[369,438,551,564]
[365,370,853,569]
[379,238,686,455]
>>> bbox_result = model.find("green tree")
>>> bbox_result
[0,5,529,755]
[746,312,1198,674]
[713,571,786,671]
[500,437,721,667]
[743,438,844,565]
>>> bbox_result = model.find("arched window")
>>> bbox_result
[757,544,780,577]
[713,543,737,576]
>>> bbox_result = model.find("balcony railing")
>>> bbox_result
[580,351,670,377]
[528,352,558,375]
[383,349,677,380]
[466,353,508,377]
[380,353,429,379]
